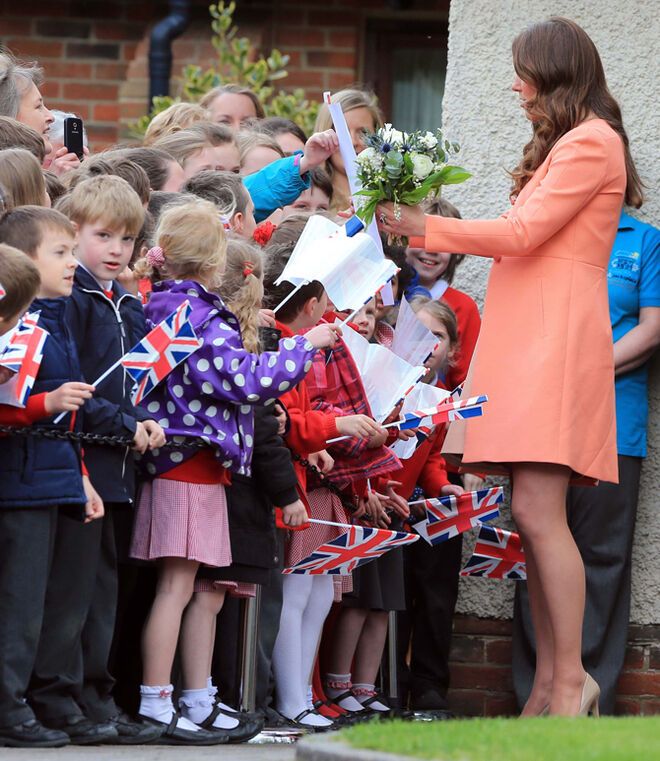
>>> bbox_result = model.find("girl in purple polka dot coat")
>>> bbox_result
[128,199,340,743]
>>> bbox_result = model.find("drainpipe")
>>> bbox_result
[148,0,192,109]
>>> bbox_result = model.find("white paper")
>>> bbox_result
[390,382,452,459]
[339,322,426,422]
[391,297,439,367]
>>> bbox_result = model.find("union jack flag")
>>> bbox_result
[423,487,503,545]
[0,281,5,301]
[283,524,419,575]
[0,312,48,405]
[122,300,202,405]
[460,525,527,580]
[395,395,488,430]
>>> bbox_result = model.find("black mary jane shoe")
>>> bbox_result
[199,704,264,744]
[103,713,163,745]
[289,708,335,733]
[0,719,70,748]
[360,692,399,719]
[139,712,228,745]
[326,691,375,723]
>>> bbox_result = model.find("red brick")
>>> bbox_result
[276,29,325,48]
[63,83,119,100]
[40,81,60,98]
[615,697,641,715]
[449,636,485,663]
[616,671,660,696]
[447,688,485,717]
[0,18,33,35]
[121,42,139,61]
[450,664,512,691]
[650,647,660,670]
[485,694,518,717]
[307,51,356,69]
[328,30,358,48]
[486,638,512,665]
[94,21,145,41]
[641,700,660,716]
[119,101,149,119]
[327,72,359,90]
[93,103,120,122]
[453,616,513,636]
[6,38,63,58]
[95,62,128,80]
[43,61,93,79]
[624,646,646,669]
[285,70,325,88]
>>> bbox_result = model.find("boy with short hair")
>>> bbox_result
[0,208,101,748]
[28,175,165,744]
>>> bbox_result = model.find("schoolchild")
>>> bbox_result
[0,208,100,748]
[183,239,304,742]
[40,175,164,744]
[183,169,257,240]
[264,230,396,729]
[128,198,339,744]
[396,297,466,713]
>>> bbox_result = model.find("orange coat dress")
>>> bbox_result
[418,119,625,483]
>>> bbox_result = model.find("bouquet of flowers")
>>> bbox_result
[355,125,471,245]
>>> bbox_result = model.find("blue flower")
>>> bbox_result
[381,143,392,153]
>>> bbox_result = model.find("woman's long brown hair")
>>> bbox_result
[510,17,643,208]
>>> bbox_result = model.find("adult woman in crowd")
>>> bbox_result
[377,16,643,717]
[0,52,82,176]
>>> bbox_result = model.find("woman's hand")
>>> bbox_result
[48,145,89,177]
[376,201,427,238]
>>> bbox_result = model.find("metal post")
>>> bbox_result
[239,586,261,713]
[387,610,398,703]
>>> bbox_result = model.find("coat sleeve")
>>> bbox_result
[280,386,339,456]
[243,155,311,222]
[417,429,451,496]
[188,325,318,406]
[0,392,48,425]
[250,407,300,508]
[422,128,616,258]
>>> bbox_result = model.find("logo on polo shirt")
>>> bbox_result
[608,249,640,287]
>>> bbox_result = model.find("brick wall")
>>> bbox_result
[447,615,660,716]
[0,0,157,149]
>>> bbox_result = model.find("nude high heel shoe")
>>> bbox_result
[578,674,600,717]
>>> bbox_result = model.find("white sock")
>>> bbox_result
[179,688,239,730]
[306,685,315,709]
[325,673,364,712]
[139,684,200,732]
[353,682,389,711]
[299,576,334,701]
[207,677,237,714]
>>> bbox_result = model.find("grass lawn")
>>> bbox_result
[343,717,660,761]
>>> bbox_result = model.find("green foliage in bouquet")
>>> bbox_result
[354,125,472,231]
[130,1,319,138]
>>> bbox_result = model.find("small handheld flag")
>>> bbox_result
[0,281,5,301]
[283,523,418,575]
[460,524,526,580]
[122,300,202,405]
[420,487,503,545]
[0,312,48,406]
[392,395,488,431]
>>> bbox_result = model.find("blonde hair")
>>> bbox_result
[216,237,263,353]
[55,174,144,235]
[0,147,46,207]
[410,296,459,360]
[143,102,210,146]
[134,197,226,284]
[314,88,383,134]
[236,129,284,168]
[151,122,235,169]
[0,242,40,318]
[200,84,265,119]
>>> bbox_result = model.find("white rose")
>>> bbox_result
[357,146,383,170]
[389,129,405,146]
[422,131,438,149]
[411,153,434,179]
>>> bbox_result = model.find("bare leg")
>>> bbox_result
[141,557,199,686]
[325,607,369,675]
[519,551,554,716]
[511,463,586,716]
[353,610,389,685]
[180,589,226,690]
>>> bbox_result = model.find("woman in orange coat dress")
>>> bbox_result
[377,17,644,717]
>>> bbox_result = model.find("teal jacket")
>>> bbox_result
[243,153,310,222]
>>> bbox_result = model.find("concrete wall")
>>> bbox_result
[440,0,659,624]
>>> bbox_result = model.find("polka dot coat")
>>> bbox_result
[138,280,317,477]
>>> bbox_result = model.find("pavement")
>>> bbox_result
[0,742,298,761]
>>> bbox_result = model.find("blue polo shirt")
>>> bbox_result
[608,211,660,457]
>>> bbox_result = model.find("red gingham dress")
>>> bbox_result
[130,478,232,568]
